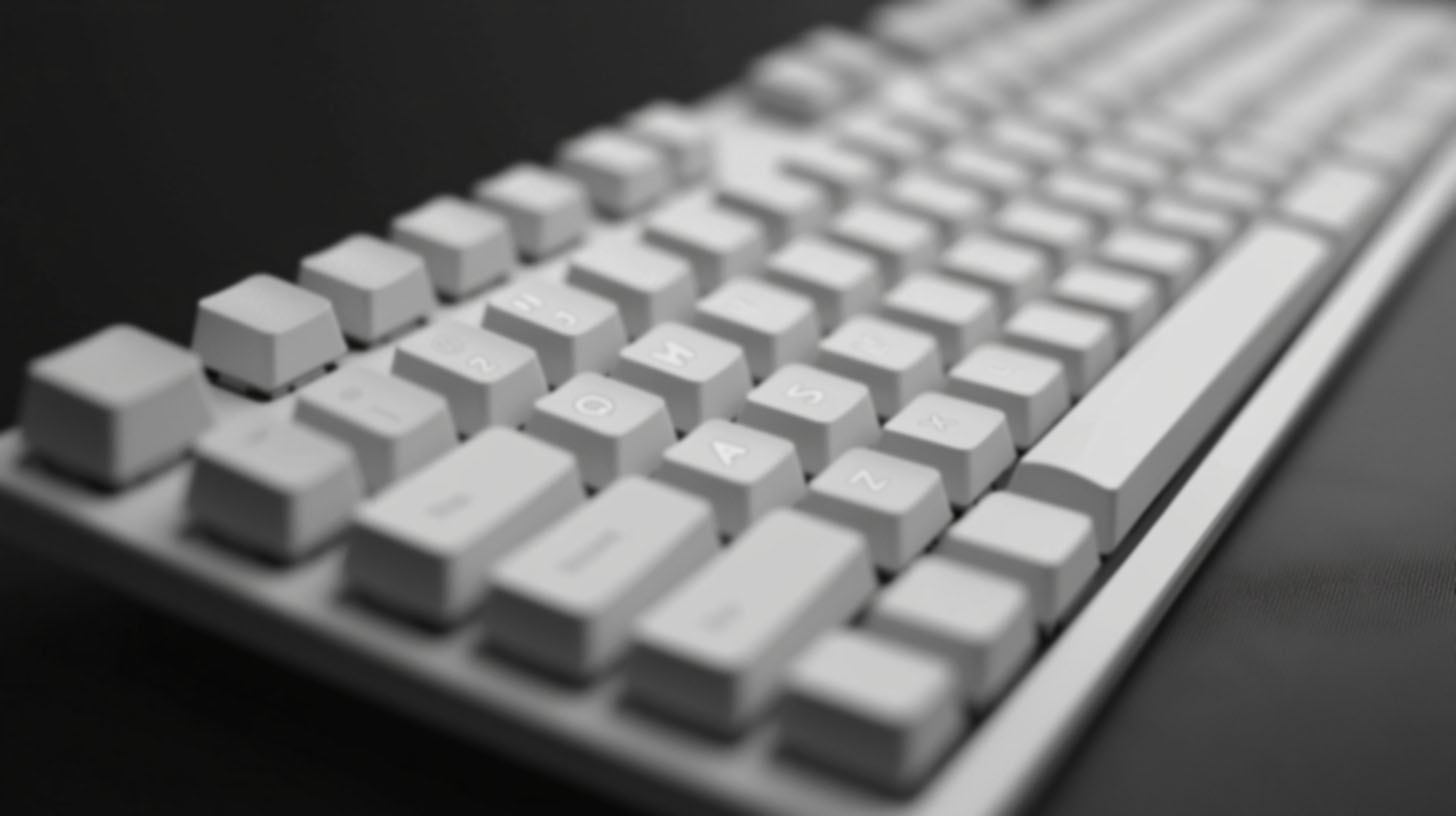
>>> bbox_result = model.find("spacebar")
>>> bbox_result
[1010,222,1333,551]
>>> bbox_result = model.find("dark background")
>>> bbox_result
[2,2,1455,814]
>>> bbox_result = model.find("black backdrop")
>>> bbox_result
[2,2,1455,814]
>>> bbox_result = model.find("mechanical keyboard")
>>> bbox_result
[3,0,1456,813]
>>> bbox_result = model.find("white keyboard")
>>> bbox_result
[4,0,1456,812]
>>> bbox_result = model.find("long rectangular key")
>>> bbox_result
[1011,222,1332,551]
[627,509,874,734]
[345,427,584,626]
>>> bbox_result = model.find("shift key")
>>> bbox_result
[345,427,584,627]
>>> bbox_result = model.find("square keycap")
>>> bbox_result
[694,278,819,380]
[654,418,805,536]
[525,373,674,489]
[740,363,880,475]
[192,274,347,394]
[947,343,1069,448]
[473,163,591,258]
[817,315,943,417]
[880,391,1015,507]
[299,234,437,343]
[765,236,881,329]
[483,279,627,387]
[391,320,547,435]
[390,196,516,298]
[801,447,951,571]
[615,322,752,432]
[567,238,697,338]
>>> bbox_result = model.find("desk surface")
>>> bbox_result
[2,3,1454,814]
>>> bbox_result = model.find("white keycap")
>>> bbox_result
[993,198,1099,261]
[1141,194,1239,254]
[1120,114,1201,161]
[644,200,767,291]
[838,113,931,170]
[473,163,592,258]
[1098,224,1202,300]
[298,234,437,344]
[817,315,943,418]
[694,279,819,380]
[1041,168,1138,222]
[1050,262,1162,346]
[1002,301,1117,397]
[1178,167,1266,214]
[1279,160,1389,235]
[764,236,881,329]
[870,0,991,58]
[1211,139,1299,187]
[985,116,1075,167]
[782,629,964,791]
[487,477,717,678]
[802,26,892,91]
[884,168,992,239]
[345,428,584,626]
[748,52,854,121]
[1080,141,1171,192]
[826,202,939,283]
[624,100,712,184]
[740,363,880,475]
[866,556,1036,706]
[615,322,752,433]
[655,419,805,537]
[781,140,885,205]
[718,172,831,248]
[879,79,972,143]
[192,274,347,395]
[948,343,1070,448]
[1013,223,1332,550]
[801,447,951,572]
[391,321,547,435]
[525,373,674,490]
[627,509,875,733]
[940,233,1052,312]
[566,238,697,338]
[936,143,1035,201]
[295,365,457,493]
[390,196,516,298]
[483,279,627,387]
[881,274,1000,363]
[22,325,213,487]
[941,492,1098,627]
[880,391,1015,508]
[557,129,673,216]
[187,417,364,561]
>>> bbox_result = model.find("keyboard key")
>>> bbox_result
[884,169,992,239]
[391,321,547,435]
[624,100,713,184]
[1080,141,1172,192]
[1140,194,1239,254]
[525,373,674,490]
[869,0,995,58]
[993,198,1098,261]
[1119,113,1201,162]
[740,363,880,475]
[781,141,884,206]
[487,477,716,678]
[764,236,881,329]
[985,116,1075,168]
[483,279,627,387]
[817,315,943,417]
[1097,225,1203,300]
[655,419,805,537]
[345,427,584,626]
[880,391,1015,508]
[948,343,1070,448]
[298,234,437,344]
[558,129,673,217]
[1177,167,1266,214]
[940,233,1052,312]
[801,447,951,571]
[826,202,939,283]
[295,365,457,493]
[866,556,1036,707]
[1013,223,1332,550]
[1040,168,1138,223]
[1279,160,1389,235]
[748,52,853,121]
[878,79,972,143]
[22,325,213,487]
[782,629,963,791]
[473,163,592,258]
[390,196,515,298]
[1050,263,1162,346]
[192,274,347,396]
[718,172,831,248]
[801,26,892,92]
[187,417,364,561]
[880,274,999,363]
[644,200,767,291]
[940,492,1098,627]
[1002,300,1118,397]
[838,112,931,170]
[936,143,1035,201]
[615,322,751,433]
[694,279,819,380]
[627,509,875,733]
[566,238,697,338]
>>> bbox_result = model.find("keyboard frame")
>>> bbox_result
[4,18,1456,816]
